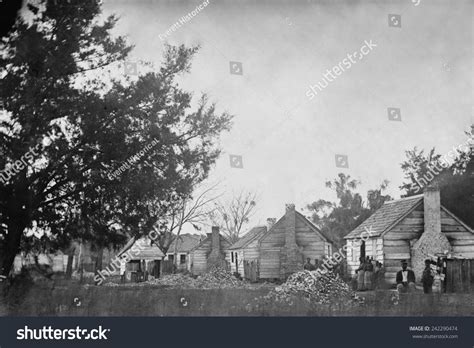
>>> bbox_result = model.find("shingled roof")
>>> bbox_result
[228,226,267,250]
[344,194,424,239]
[167,234,201,253]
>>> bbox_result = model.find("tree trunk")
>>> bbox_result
[0,221,26,278]
[65,247,75,280]
[95,247,104,272]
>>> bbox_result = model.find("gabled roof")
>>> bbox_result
[117,236,165,260]
[228,226,267,250]
[256,209,335,245]
[344,194,424,239]
[190,233,231,252]
[167,234,201,253]
[295,211,335,244]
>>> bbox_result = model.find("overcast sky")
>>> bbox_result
[102,0,472,231]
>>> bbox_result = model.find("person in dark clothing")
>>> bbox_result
[356,257,366,291]
[422,259,434,294]
[396,260,416,293]
[304,258,316,271]
[364,256,374,290]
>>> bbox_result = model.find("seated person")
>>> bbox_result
[396,260,416,293]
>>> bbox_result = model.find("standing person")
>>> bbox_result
[314,258,320,269]
[422,259,434,294]
[356,257,366,291]
[120,260,126,283]
[432,267,445,294]
[396,260,416,293]
[304,257,315,271]
[364,256,374,290]
[374,261,381,289]
[377,262,386,289]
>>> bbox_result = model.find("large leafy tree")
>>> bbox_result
[306,173,391,246]
[0,0,232,277]
[400,126,473,228]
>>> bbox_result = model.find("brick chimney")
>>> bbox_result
[207,226,225,268]
[280,204,300,278]
[411,186,451,280]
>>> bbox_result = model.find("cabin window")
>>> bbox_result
[168,254,174,262]
[351,241,358,262]
[231,252,234,263]
[325,244,332,257]
[180,254,186,264]
[360,241,366,259]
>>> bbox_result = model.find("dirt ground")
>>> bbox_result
[1,279,473,316]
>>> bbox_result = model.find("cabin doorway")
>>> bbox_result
[235,253,239,273]
[153,260,161,278]
[360,241,366,260]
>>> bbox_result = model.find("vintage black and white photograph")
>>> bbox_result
[0,0,473,329]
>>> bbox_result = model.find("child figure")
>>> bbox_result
[432,267,445,293]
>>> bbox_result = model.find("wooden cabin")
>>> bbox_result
[116,236,165,281]
[344,187,474,285]
[164,234,201,271]
[257,204,335,280]
[189,226,231,275]
[227,225,268,279]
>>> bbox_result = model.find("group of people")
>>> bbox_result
[397,259,446,294]
[303,258,318,271]
[355,256,385,291]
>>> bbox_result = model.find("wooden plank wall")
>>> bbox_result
[190,238,211,275]
[383,208,424,283]
[259,248,281,278]
[441,209,474,258]
[295,217,326,261]
[346,238,383,276]
[259,221,285,279]
[446,259,474,293]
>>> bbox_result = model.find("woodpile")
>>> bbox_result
[264,270,355,305]
[106,267,257,289]
[195,267,242,288]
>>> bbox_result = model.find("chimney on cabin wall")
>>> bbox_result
[411,186,452,280]
[211,226,220,255]
[280,204,299,279]
[207,226,225,269]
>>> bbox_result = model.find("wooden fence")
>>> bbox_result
[446,259,474,293]
[243,260,259,282]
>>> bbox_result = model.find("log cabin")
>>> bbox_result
[257,204,335,280]
[164,234,201,271]
[344,187,474,285]
[189,226,231,275]
[116,236,165,281]
[227,225,269,279]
